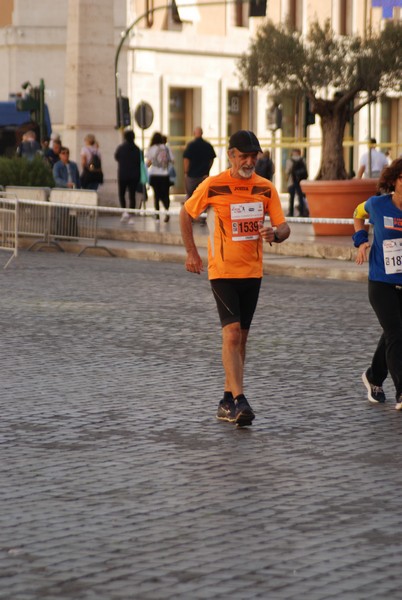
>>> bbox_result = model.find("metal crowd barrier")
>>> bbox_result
[5,186,51,240]
[0,193,18,269]
[24,188,114,257]
[281,216,355,224]
[0,189,115,267]
[0,191,365,271]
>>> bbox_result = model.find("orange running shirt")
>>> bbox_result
[184,169,285,279]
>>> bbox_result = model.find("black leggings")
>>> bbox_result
[368,280,402,397]
[149,175,170,212]
[118,178,139,210]
[210,278,262,329]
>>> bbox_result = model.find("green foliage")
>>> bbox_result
[0,156,55,188]
[238,19,402,180]
[239,19,402,104]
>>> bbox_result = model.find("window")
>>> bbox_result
[249,0,267,18]
[233,0,249,27]
[287,0,303,31]
[227,91,249,138]
[380,98,392,148]
[145,0,154,28]
[0,0,12,27]
[339,0,352,35]
[169,88,194,191]
[171,0,200,24]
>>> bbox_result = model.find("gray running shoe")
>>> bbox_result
[234,395,255,427]
[216,397,236,422]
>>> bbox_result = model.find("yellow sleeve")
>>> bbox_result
[353,202,369,219]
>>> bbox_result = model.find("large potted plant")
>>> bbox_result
[238,19,402,235]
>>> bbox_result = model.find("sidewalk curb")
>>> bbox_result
[18,237,367,282]
[97,226,357,262]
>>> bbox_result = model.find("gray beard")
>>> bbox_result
[238,166,254,178]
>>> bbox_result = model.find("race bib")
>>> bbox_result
[383,238,402,274]
[230,201,264,241]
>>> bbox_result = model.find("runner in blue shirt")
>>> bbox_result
[353,158,402,410]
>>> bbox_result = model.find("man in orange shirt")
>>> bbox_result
[180,130,290,426]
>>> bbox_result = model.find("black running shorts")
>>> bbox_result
[210,278,262,330]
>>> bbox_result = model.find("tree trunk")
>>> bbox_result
[316,103,349,181]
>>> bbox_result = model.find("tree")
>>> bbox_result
[238,19,402,180]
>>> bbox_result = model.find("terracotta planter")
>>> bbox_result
[301,179,378,236]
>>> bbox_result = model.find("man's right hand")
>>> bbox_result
[185,250,204,274]
[180,206,204,274]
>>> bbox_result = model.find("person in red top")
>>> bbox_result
[180,130,290,426]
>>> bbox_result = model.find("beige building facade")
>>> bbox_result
[0,0,401,199]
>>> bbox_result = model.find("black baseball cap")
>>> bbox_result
[228,130,262,153]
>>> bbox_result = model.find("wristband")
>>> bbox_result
[352,230,368,248]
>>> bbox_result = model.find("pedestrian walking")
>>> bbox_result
[255,149,275,181]
[180,129,290,427]
[183,126,216,199]
[353,157,402,410]
[285,149,309,217]
[114,130,142,224]
[80,133,103,190]
[146,132,174,222]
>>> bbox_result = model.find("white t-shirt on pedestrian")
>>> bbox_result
[360,149,388,178]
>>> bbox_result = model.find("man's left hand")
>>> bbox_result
[258,223,276,243]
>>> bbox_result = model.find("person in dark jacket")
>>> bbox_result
[255,149,275,181]
[285,149,309,217]
[183,126,216,200]
[44,138,62,168]
[114,130,141,223]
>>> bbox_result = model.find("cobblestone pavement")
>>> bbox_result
[1,251,402,600]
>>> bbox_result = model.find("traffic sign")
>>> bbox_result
[134,102,153,130]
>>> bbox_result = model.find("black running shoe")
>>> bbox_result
[216,398,236,422]
[362,370,386,404]
[234,395,255,427]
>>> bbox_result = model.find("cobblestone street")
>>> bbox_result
[1,251,402,600]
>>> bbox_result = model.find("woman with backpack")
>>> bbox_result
[80,133,103,190]
[146,132,174,222]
